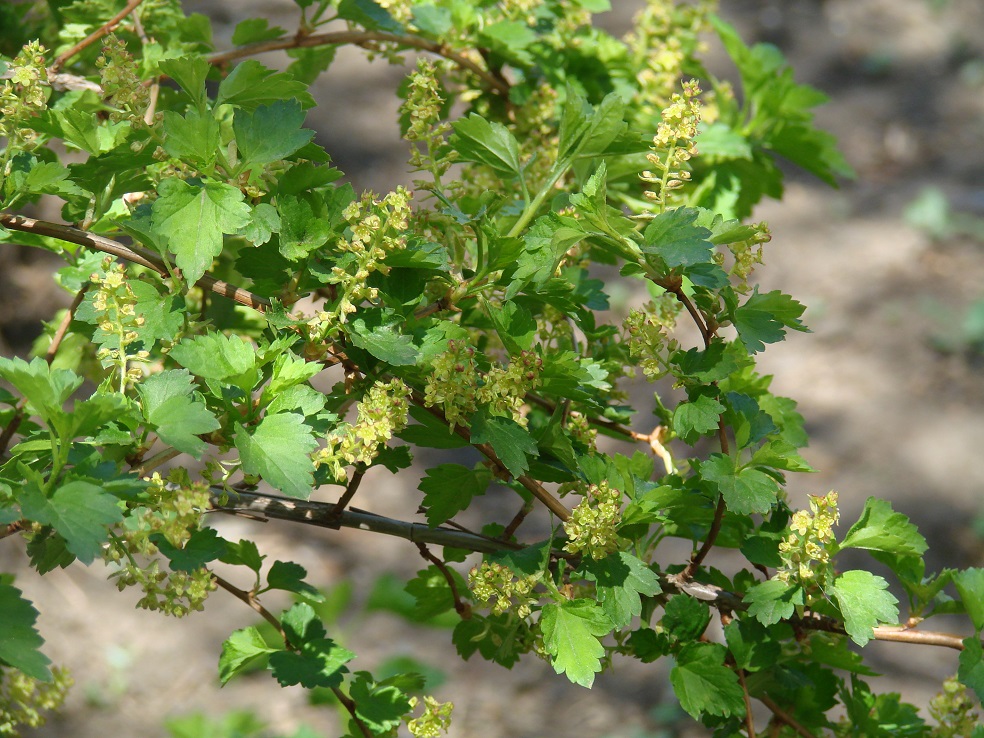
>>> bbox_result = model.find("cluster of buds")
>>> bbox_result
[0,41,49,153]
[626,0,715,115]
[0,665,73,734]
[640,79,701,212]
[563,481,623,560]
[566,412,598,453]
[406,695,454,738]
[402,58,456,192]
[928,676,980,737]
[477,349,543,426]
[89,259,149,392]
[623,295,682,380]
[468,561,539,619]
[96,34,151,125]
[314,379,412,483]
[777,491,840,590]
[105,473,216,616]
[728,222,772,293]
[424,339,479,429]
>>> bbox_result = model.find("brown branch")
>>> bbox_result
[671,286,712,349]
[0,215,271,312]
[0,521,25,541]
[758,694,819,738]
[333,686,373,738]
[738,668,755,738]
[501,500,534,540]
[51,0,145,72]
[213,572,285,637]
[207,31,509,96]
[331,467,365,519]
[411,393,570,521]
[681,418,731,580]
[415,542,471,619]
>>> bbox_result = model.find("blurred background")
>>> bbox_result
[3,0,984,735]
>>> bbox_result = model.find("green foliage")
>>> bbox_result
[0,1,979,736]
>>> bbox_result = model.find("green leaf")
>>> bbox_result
[479,20,536,65]
[0,356,81,428]
[662,595,711,641]
[231,17,286,45]
[162,107,220,168]
[221,538,265,572]
[954,569,984,632]
[672,391,724,443]
[397,406,470,450]
[156,527,225,571]
[731,288,809,354]
[18,481,123,564]
[540,599,613,688]
[235,413,318,499]
[470,409,538,478]
[151,178,251,285]
[959,636,984,703]
[215,60,313,110]
[642,207,714,269]
[337,0,403,32]
[486,300,537,355]
[350,672,413,734]
[450,114,523,178]
[169,333,256,384]
[347,315,419,366]
[0,584,51,681]
[218,626,276,685]
[670,642,745,719]
[158,56,210,111]
[697,121,752,160]
[266,560,325,602]
[744,579,803,626]
[276,194,334,259]
[839,497,928,559]
[828,570,899,646]
[700,453,779,515]
[418,464,491,527]
[582,552,661,629]
[405,566,467,620]
[269,603,354,688]
[233,99,314,168]
[138,369,220,456]
[724,618,780,672]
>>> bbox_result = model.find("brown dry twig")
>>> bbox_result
[50,0,145,72]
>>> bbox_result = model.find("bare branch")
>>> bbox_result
[51,0,145,72]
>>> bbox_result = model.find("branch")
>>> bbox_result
[213,572,284,637]
[212,488,522,554]
[207,31,510,97]
[0,215,271,312]
[758,694,819,738]
[680,418,731,580]
[415,542,471,618]
[50,0,145,72]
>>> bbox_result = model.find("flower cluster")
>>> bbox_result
[623,295,682,380]
[468,561,539,619]
[566,412,598,454]
[96,34,151,125]
[728,222,772,293]
[0,665,73,735]
[641,79,702,211]
[928,676,979,738]
[777,492,840,590]
[0,41,49,155]
[563,481,622,560]
[406,695,454,738]
[89,259,149,392]
[402,58,456,193]
[477,350,543,426]
[424,342,544,428]
[423,339,479,428]
[105,473,216,617]
[314,379,412,483]
[627,0,715,115]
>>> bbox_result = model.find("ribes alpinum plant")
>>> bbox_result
[1,0,982,736]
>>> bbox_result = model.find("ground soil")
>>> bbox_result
[3,1,984,736]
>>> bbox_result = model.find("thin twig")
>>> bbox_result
[415,542,471,618]
[758,694,819,738]
[681,417,731,579]
[501,501,534,540]
[207,30,510,96]
[0,215,271,311]
[50,0,145,72]
[331,467,365,519]
[213,572,284,636]
[332,686,373,738]
[738,668,755,738]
